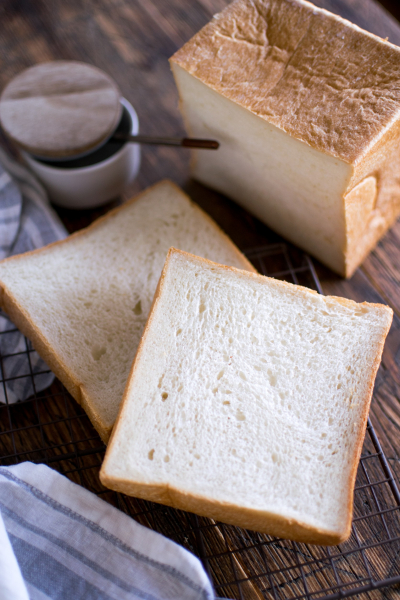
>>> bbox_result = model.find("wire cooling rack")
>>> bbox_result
[0,243,400,600]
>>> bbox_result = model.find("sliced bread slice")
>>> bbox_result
[0,181,254,442]
[100,248,392,545]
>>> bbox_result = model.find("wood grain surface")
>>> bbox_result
[0,61,122,157]
[0,1,400,599]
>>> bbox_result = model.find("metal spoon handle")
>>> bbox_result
[112,133,219,149]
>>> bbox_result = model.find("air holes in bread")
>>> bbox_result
[133,300,142,315]
[92,345,107,361]
[161,392,168,401]
[236,409,246,421]
[267,370,277,386]
[148,449,155,460]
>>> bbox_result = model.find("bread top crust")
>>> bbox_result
[170,0,400,165]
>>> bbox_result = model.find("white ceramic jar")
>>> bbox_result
[21,98,140,209]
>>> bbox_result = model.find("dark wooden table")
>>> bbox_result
[1,1,400,599]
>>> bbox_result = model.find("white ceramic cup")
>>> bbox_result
[21,98,140,209]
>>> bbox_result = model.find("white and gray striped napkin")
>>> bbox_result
[0,462,215,600]
[0,148,67,404]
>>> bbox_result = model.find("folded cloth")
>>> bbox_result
[0,462,214,600]
[0,147,67,404]
[0,503,29,600]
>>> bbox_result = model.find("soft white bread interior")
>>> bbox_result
[0,181,254,442]
[101,249,392,545]
[170,0,400,277]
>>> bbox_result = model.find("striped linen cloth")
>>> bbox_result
[0,462,215,600]
[0,148,66,404]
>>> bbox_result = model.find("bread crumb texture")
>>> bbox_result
[172,0,400,164]
[0,181,250,434]
[104,251,392,539]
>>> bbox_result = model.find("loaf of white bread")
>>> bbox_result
[170,0,400,278]
[0,180,254,442]
[101,249,392,545]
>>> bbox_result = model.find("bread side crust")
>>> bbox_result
[170,0,400,165]
[340,313,392,538]
[101,475,346,546]
[0,181,254,443]
[101,248,393,543]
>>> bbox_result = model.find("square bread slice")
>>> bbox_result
[170,0,400,277]
[0,181,254,442]
[100,248,392,545]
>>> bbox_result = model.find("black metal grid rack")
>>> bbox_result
[0,243,400,600]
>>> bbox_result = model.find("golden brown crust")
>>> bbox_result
[338,300,392,539]
[101,248,393,544]
[0,182,253,442]
[100,473,347,546]
[343,113,400,277]
[170,0,400,165]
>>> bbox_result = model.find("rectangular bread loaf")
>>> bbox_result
[170,0,400,277]
[100,248,392,545]
[0,180,254,442]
